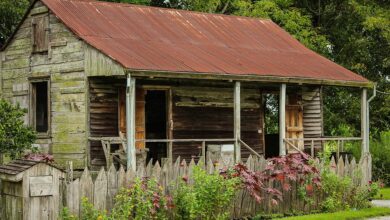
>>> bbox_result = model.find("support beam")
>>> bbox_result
[361,88,368,154]
[234,81,241,162]
[126,75,136,171]
[279,84,286,156]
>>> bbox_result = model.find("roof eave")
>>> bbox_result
[126,69,374,88]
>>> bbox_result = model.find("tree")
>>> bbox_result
[0,99,36,160]
[0,0,29,46]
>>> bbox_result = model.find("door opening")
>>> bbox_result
[264,93,280,158]
[145,90,167,164]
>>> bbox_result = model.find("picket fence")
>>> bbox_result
[62,155,368,218]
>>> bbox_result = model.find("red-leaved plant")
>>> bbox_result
[223,152,321,205]
[24,153,54,163]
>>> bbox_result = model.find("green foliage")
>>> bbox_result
[62,178,169,220]
[109,178,169,220]
[370,131,390,185]
[0,99,36,159]
[60,207,78,220]
[80,197,107,220]
[319,159,379,212]
[0,0,29,46]
[172,166,239,220]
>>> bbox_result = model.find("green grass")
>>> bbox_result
[374,187,390,200]
[275,207,390,220]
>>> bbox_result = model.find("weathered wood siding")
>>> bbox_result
[171,86,264,161]
[89,78,120,167]
[0,1,86,168]
[302,87,323,149]
[84,45,125,76]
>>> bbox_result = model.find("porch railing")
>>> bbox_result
[89,137,261,166]
[135,138,236,161]
[284,137,362,158]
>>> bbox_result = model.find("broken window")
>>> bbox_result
[31,81,49,133]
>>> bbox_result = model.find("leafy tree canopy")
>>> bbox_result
[0,0,29,47]
[0,99,36,159]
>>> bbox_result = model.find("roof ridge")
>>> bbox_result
[57,0,273,22]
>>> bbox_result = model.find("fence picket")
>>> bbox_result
[117,165,126,189]
[94,167,107,211]
[80,167,93,203]
[106,164,117,211]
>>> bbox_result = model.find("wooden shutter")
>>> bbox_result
[285,95,304,153]
[118,87,145,149]
[32,15,49,52]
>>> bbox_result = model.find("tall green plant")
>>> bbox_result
[370,131,390,185]
[173,166,239,220]
[0,99,36,159]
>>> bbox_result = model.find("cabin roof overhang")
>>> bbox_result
[127,69,375,88]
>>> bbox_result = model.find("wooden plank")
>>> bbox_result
[93,167,107,211]
[107,164,117,210]
[79,167,93,206]
[66,178,80,217]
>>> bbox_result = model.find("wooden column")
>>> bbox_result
[279,84,286,156]
[126,75,136,171]
[361,88,368,154]
[234,82,241,162]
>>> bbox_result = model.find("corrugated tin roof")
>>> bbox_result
[41,0,368,84]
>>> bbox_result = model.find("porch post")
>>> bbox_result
[361,88,368,154]
[360,88,372,184]
[126,74,136,171]
[234,81,241,162]
[279,84,286,156]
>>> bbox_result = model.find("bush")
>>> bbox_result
[172,166,239,220]
[0,99,36,159]
[319,159,379,212]
[110,178,170,220]
[370,131,390,185]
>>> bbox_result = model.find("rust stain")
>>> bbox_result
[42,0,368,83]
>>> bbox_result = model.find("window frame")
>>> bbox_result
[29,77,51,138]
[31,15,49,53]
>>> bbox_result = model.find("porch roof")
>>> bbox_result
[40,0,370,86]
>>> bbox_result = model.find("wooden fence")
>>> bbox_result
[62,154,370,218]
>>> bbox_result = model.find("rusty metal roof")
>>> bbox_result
[41,0,369,84]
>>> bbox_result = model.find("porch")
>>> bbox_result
[87,76,370,171]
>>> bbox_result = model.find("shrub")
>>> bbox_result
[0,99,36,159]
[370,131,390,185]
[110,178,170,220]
[172,166,240,220]
[232,153,321,205]
[319,157,380,212]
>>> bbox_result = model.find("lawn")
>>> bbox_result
[275,207,390,220]
[374,187,390,200]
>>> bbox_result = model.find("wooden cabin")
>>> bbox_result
[0,0,373,170]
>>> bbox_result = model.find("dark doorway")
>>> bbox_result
[264,93,280,158]
[145,90,167,164]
